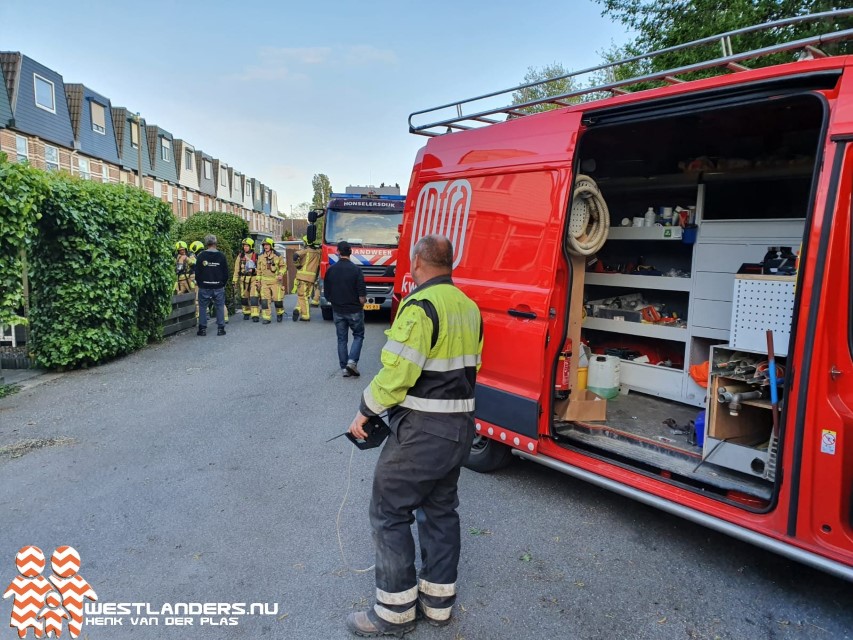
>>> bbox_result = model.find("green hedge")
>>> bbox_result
[0,155,47,325]
[27,175,174,369]
[178,211,249,309]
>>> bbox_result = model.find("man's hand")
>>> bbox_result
[348,411,369,440]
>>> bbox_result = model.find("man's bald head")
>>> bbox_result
[413,235,453,271]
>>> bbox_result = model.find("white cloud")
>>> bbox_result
[342,45,398,67]
[232,44,397,82]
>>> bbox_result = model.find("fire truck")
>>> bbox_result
[308,185,405,320]
[396,10,853,581]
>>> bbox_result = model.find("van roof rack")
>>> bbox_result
[408,9,853,137]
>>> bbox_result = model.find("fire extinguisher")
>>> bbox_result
[555,339,572,400]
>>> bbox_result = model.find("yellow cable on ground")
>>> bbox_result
[336,445,375,574]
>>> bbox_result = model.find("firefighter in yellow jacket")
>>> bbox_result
[257,237,285,324]
[233,238,260,322]
[291,235,321,321]
[345,235,483,637]
[175,241,194,294]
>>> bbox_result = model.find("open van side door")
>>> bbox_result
[787,112,853,562]
[402,113,583,442]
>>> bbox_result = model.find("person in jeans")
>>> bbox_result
[324,241,366,377]
[194,234,228,336]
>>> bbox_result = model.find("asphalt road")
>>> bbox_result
[0,296,850,640]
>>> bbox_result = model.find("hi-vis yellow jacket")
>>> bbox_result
[360,275,483,422]
[257,250,284,280]
[294,246,321,284]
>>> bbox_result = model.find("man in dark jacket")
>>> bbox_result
[323,241,366,377]
[195,234,229,336]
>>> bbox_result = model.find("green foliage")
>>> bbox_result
[595,1,853,81]
[27,175,174,369]
[0,383,21,399]
[0,154,48,325]
[311,174,332,210]
[178,211,249,309]
[511,63,582,113]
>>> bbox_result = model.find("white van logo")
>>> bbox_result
[412,179,472,268]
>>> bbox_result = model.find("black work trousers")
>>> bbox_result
[368,410,475,624]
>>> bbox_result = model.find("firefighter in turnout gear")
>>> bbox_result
[234,238,260,321]
[257,237,285,323]
[188,241,203,318]
[292,235,321,321]
[175,241,194,294]
[189,240,204,286]
[346,235,483,638]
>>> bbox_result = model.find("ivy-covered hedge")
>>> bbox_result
[0,155,47,325]
[27,175,174,369]
[178,212,249,309]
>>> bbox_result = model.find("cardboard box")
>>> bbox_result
[555,390,607,422]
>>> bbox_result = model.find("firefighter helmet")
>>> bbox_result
[189,241,204,253]
[242,237,255,248]
[262,237,274,247]
[175,241,188,251]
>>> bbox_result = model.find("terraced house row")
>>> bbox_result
[0,51,285,236]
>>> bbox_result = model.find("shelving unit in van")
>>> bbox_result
[581,169,806,408]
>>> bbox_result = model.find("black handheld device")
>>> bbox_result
[345,415,391,450]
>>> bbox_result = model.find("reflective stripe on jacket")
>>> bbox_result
[361,275,483,416]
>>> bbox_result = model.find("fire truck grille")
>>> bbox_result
[359,265,389,277]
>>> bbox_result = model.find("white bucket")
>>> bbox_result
[587,355,621,399]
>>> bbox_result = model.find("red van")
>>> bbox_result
[395,12,853,581]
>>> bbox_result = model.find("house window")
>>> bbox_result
[221,167,227,186]
[203,159,212,180]
[91,102,106,134]
[44,145,59,171]
[102,164,110,182]
[166,185,173,202]
[130,122,140,149]
[184,149,193,171]
[34,74,56,113]
[77,157,90,180]
[15,135,29,163]
[153,181,162,198]
[161,138,171,162]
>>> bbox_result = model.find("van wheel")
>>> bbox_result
[321,306,333,321]
[465,434,513,472]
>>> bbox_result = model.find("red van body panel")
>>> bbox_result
[396,55,853,579]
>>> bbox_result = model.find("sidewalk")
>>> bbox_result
[0,367,46,387]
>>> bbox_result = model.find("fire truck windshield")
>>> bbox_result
[324,209,402,247]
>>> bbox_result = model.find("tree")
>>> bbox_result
[292,202,311,218]
[311,174,332,211]
[594,0,852,77]
[511,63,582,114]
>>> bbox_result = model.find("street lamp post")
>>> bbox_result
[135,112,143,189]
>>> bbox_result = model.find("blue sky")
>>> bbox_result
[0,0,629,213]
